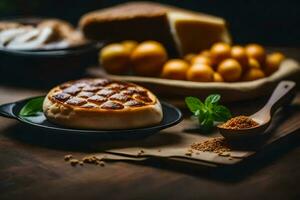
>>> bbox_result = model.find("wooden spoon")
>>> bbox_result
[218,81,296,141]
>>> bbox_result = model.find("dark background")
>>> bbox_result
[0,0,300,47]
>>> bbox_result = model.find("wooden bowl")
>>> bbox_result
[88,59,300,102]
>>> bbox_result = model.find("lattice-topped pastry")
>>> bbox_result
[43,78,163,129]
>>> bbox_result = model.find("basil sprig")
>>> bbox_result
[19,97,44,117]
[185,94,231,131]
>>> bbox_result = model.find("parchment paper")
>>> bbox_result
[93,100,300,167]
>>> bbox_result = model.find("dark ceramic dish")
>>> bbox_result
[0,96,183,139]
[0,17,101,88]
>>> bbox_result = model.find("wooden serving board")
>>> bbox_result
[88,59,300,102]
[89,95,300,167]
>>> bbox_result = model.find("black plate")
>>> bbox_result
[0,42,101,88]
[0,97,183,139]
[0,17,102,88]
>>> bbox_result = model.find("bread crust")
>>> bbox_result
[43,79,163,130]
[79,2,230,55]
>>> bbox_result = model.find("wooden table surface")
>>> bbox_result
[0,48,300,200]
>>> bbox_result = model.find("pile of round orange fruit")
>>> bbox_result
[99,41,285,82]
[100,40,167,77]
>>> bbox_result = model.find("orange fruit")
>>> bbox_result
[245,44,266,64]
[200,50,211,58]
[231,45,248,70]
[191,55,213,66]
[243,68,265,81]
[131,41,168,76]
[210,42,231,64]
[213,72,224,82]
[100,43,131,74]
[265,52,285,75]
[187,63,214,82]
[184,53,197,63]
[217,59,242,82]
[248,58,261,69]
[121,40,138,53]
[161,59,189,80]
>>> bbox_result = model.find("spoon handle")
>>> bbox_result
[262,81,296,115]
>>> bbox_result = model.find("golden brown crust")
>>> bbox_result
[47,78,157,111]
[43,78,163,130]
[79,2,168,26]
[79,2,176,51]
[79,1,223,26]
[79,1,230,55]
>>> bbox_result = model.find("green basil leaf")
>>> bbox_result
[205,94,220,106]
[194,109,201,116]
[196,108,207,123]
[19,97,44,117]
[200,114,214,132]
[185,97,204,113]
[212,105,232,122]
[185,94,231,133]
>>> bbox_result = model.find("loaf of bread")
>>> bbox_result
[79,2,231,55]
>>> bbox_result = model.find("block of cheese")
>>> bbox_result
[79,2,231,55]
[168,11,231,55]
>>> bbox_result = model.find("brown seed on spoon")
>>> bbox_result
[218,81,296,141]
[218,116,259,130]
